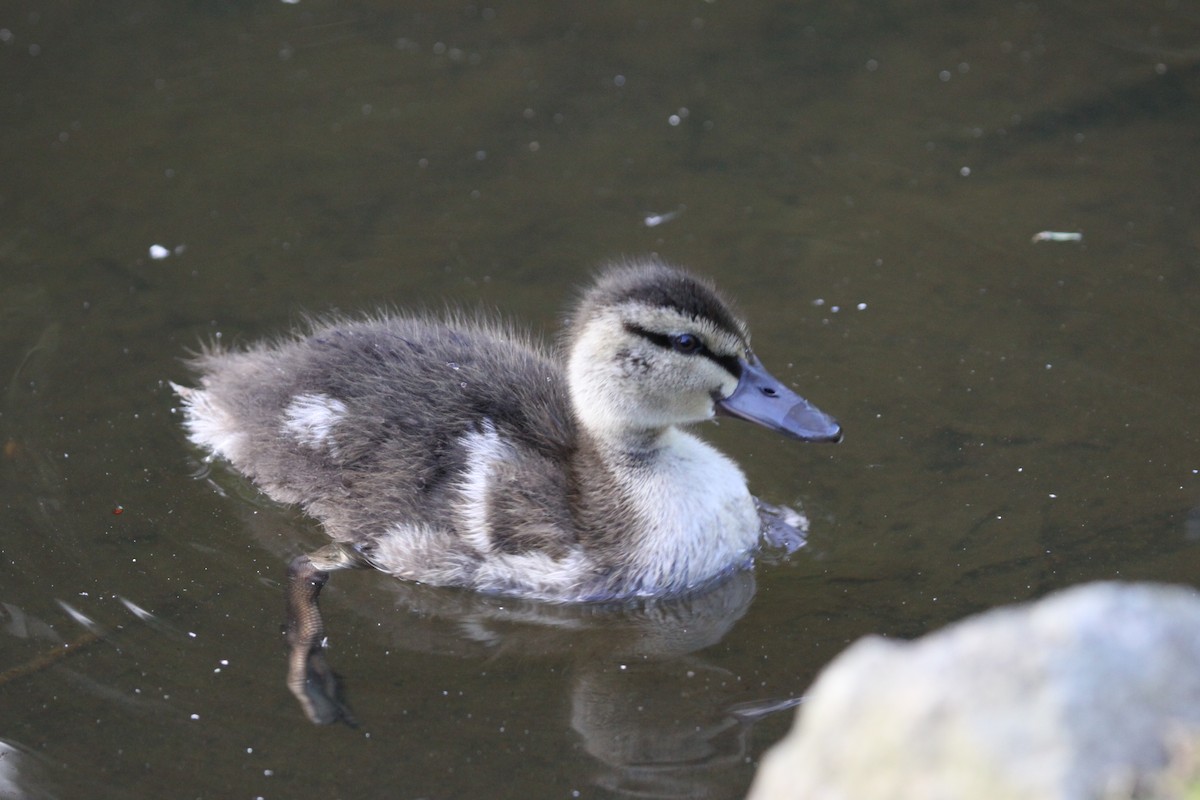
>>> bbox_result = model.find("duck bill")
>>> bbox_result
[715,356,842,443]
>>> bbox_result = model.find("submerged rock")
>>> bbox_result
[748,582,1200,800]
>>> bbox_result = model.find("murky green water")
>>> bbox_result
[2,2,1198,798]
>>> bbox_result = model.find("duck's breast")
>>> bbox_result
[611,429,761,595]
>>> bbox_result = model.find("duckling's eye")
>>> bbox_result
[670,333,702,354]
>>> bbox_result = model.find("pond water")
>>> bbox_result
[2,2,1198,798]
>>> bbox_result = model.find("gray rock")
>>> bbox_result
[748,582,1200,800]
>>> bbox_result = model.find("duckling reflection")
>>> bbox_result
[173,259,840,723]
[572,658,803,799]
[272,532,795,800]
[377,572,794,800]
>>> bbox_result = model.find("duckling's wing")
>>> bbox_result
[179,314,577,543]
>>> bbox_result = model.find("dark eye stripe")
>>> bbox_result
[622,323,742,378]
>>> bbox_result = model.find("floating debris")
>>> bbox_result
[1031,231,1083,244]
[149,243,186,259]
[643,206,685,228]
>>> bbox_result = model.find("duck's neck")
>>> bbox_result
[588,423,672,461]
[572,425,761,597]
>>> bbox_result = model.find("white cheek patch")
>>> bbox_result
[282,393,347,455]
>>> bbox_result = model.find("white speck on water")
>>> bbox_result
[190,713,200,720]
[856,302,867,311]
[643,206,683,227]
[1031,230,1083,243]
[959,166,971,177]
[149,244,170,260]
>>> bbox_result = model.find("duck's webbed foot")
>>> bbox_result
[285,543,368,726]
[754,498,809,554]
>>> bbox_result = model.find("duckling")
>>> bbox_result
[173,259,840,722]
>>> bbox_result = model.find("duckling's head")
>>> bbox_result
[565,260,842,446]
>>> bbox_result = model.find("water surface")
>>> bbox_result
[2,2,1198,798]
